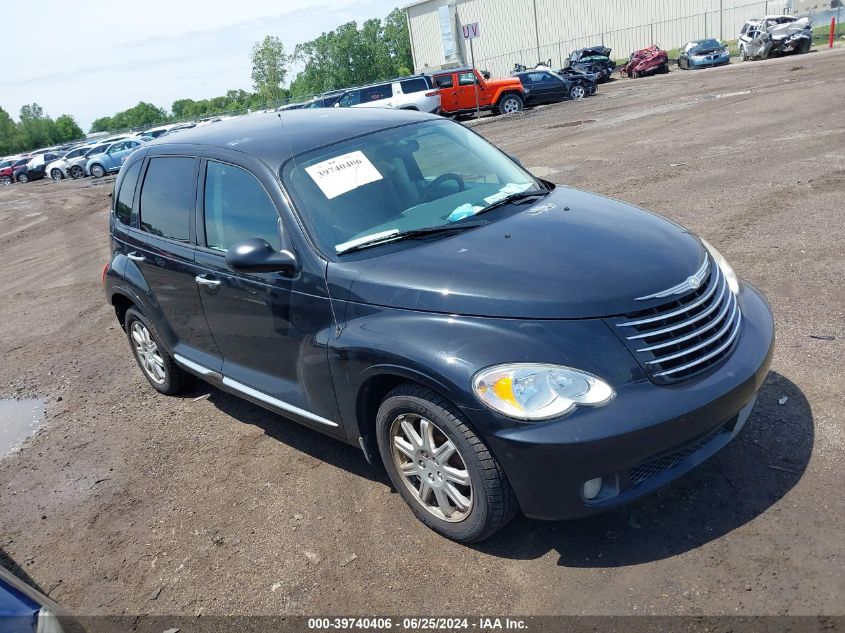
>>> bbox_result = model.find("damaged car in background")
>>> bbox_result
[620,45,670,78]
[565,46,616,82]
[738,15,812,61]
[677,39,730,69]
[514,69,597,103]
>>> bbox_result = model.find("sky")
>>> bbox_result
[0,0,399,131]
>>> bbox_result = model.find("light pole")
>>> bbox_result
[533,0,541,63]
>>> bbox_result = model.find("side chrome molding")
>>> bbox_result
[173,354,338,428]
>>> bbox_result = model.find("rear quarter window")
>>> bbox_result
[434,74,454,88]
[400,77,429,93]
[139,157,195,242]
[114,160,142,225]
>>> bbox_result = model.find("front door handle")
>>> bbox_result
[195,275,221,289]
[127,252,145,262]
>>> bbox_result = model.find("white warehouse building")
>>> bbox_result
[403,0,798,77]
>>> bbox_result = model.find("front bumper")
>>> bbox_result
[479,283,775,520]
[691,54,730,68]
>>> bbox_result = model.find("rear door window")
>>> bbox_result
[139,157,195,242]
[115,160,142,225]
[203,160,281,252]
[434,74,454,88]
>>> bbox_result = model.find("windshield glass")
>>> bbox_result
[692,39,723,51]
[282,120,538,257]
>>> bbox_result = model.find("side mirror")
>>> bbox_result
[225,238,298,276]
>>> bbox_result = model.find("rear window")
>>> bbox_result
[139,157,195,242]
[434,74,453,88]
[400,77,429,93]
[115,160,142,225]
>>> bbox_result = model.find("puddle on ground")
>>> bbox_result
[0,398,45,458]
[547,119,596,129]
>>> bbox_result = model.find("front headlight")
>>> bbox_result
[472,363,614,421]
[700,238,740,296]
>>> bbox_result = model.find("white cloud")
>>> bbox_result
[0,0,398,130]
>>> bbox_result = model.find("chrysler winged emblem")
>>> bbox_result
[635,256,709,301]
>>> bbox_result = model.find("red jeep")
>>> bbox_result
[432,67,525,116]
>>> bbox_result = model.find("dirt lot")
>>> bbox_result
[1,49,843,618]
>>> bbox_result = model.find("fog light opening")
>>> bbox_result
[583,477,603,500]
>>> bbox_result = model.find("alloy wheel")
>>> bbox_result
[571,85,586,100]
[389,413,473,522]
[131,320,166,384]
[70,166,84,179]
[91,165,105,178]
[17,173,28,183]
[0,176,10,185]
[502,97,520,114]
[51,169,63,181]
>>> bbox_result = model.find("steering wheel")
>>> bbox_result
[420,173,466,202]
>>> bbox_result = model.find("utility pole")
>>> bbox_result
[720,0,724,41]
[533,0,541,62]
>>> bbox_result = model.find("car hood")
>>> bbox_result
[576,46,612,58]
[327,186,706,319]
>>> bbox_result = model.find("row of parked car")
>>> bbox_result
[0,119,230,185]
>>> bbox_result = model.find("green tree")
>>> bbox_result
[289,8,414,99]
[54,114,84,142]
[17,103,56,149]
[251,35,289,106]
[90,116,113,133]
[0,107,20,155]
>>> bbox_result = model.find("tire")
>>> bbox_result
[375,384,517,543]
[659,62,669,74]
[124,307,189,395]
[800,38,811,54]
[16,173,28,183]
[569,84,586,100]
[496,93,523,116]
[51,168,64,181]
[631,70,639,79]
[69,165,84,179]
[90,164,105,178]
[739,47,747,62]
[0,176,10,185]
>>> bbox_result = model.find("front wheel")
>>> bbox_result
[800,38,811,54]
[569,84,586,100]
[497,93,523,115]
[90,164,105,178]
[376,385,517,543]
[16,173,28,183]
[51,168,64,181]
[739,47,747,62]
[69,165,84,179]
[0,176,11,185]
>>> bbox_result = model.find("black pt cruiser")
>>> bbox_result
[104,109,774,542]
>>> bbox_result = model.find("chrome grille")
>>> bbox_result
[611,257,742,384]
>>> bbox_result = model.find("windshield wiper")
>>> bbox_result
[336,220,488,255]
[473,188,550,217]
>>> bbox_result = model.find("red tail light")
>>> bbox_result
[101,263,109,285]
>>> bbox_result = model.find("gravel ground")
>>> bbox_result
[0,48,843,618]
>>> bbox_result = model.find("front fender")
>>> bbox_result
[329,302,645,440]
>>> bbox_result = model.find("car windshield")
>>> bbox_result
[282,119,539,257]
[692,39,723,51]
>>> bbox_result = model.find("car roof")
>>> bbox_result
[146,109,440,168]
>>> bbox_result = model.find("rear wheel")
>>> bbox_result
[124,307,189,395]
[0,176,10,185]
[569,84,586,100]
[497,93,523,115]
[376,384,517,543]
[16,173,28,183]
[69,165,84,179]
[51,168,64,181]
[90,164,105,178]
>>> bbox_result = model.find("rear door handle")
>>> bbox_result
[195,274,221,289]
[127,252,145,262]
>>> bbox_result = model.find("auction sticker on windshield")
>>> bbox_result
[305,150,383,199]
